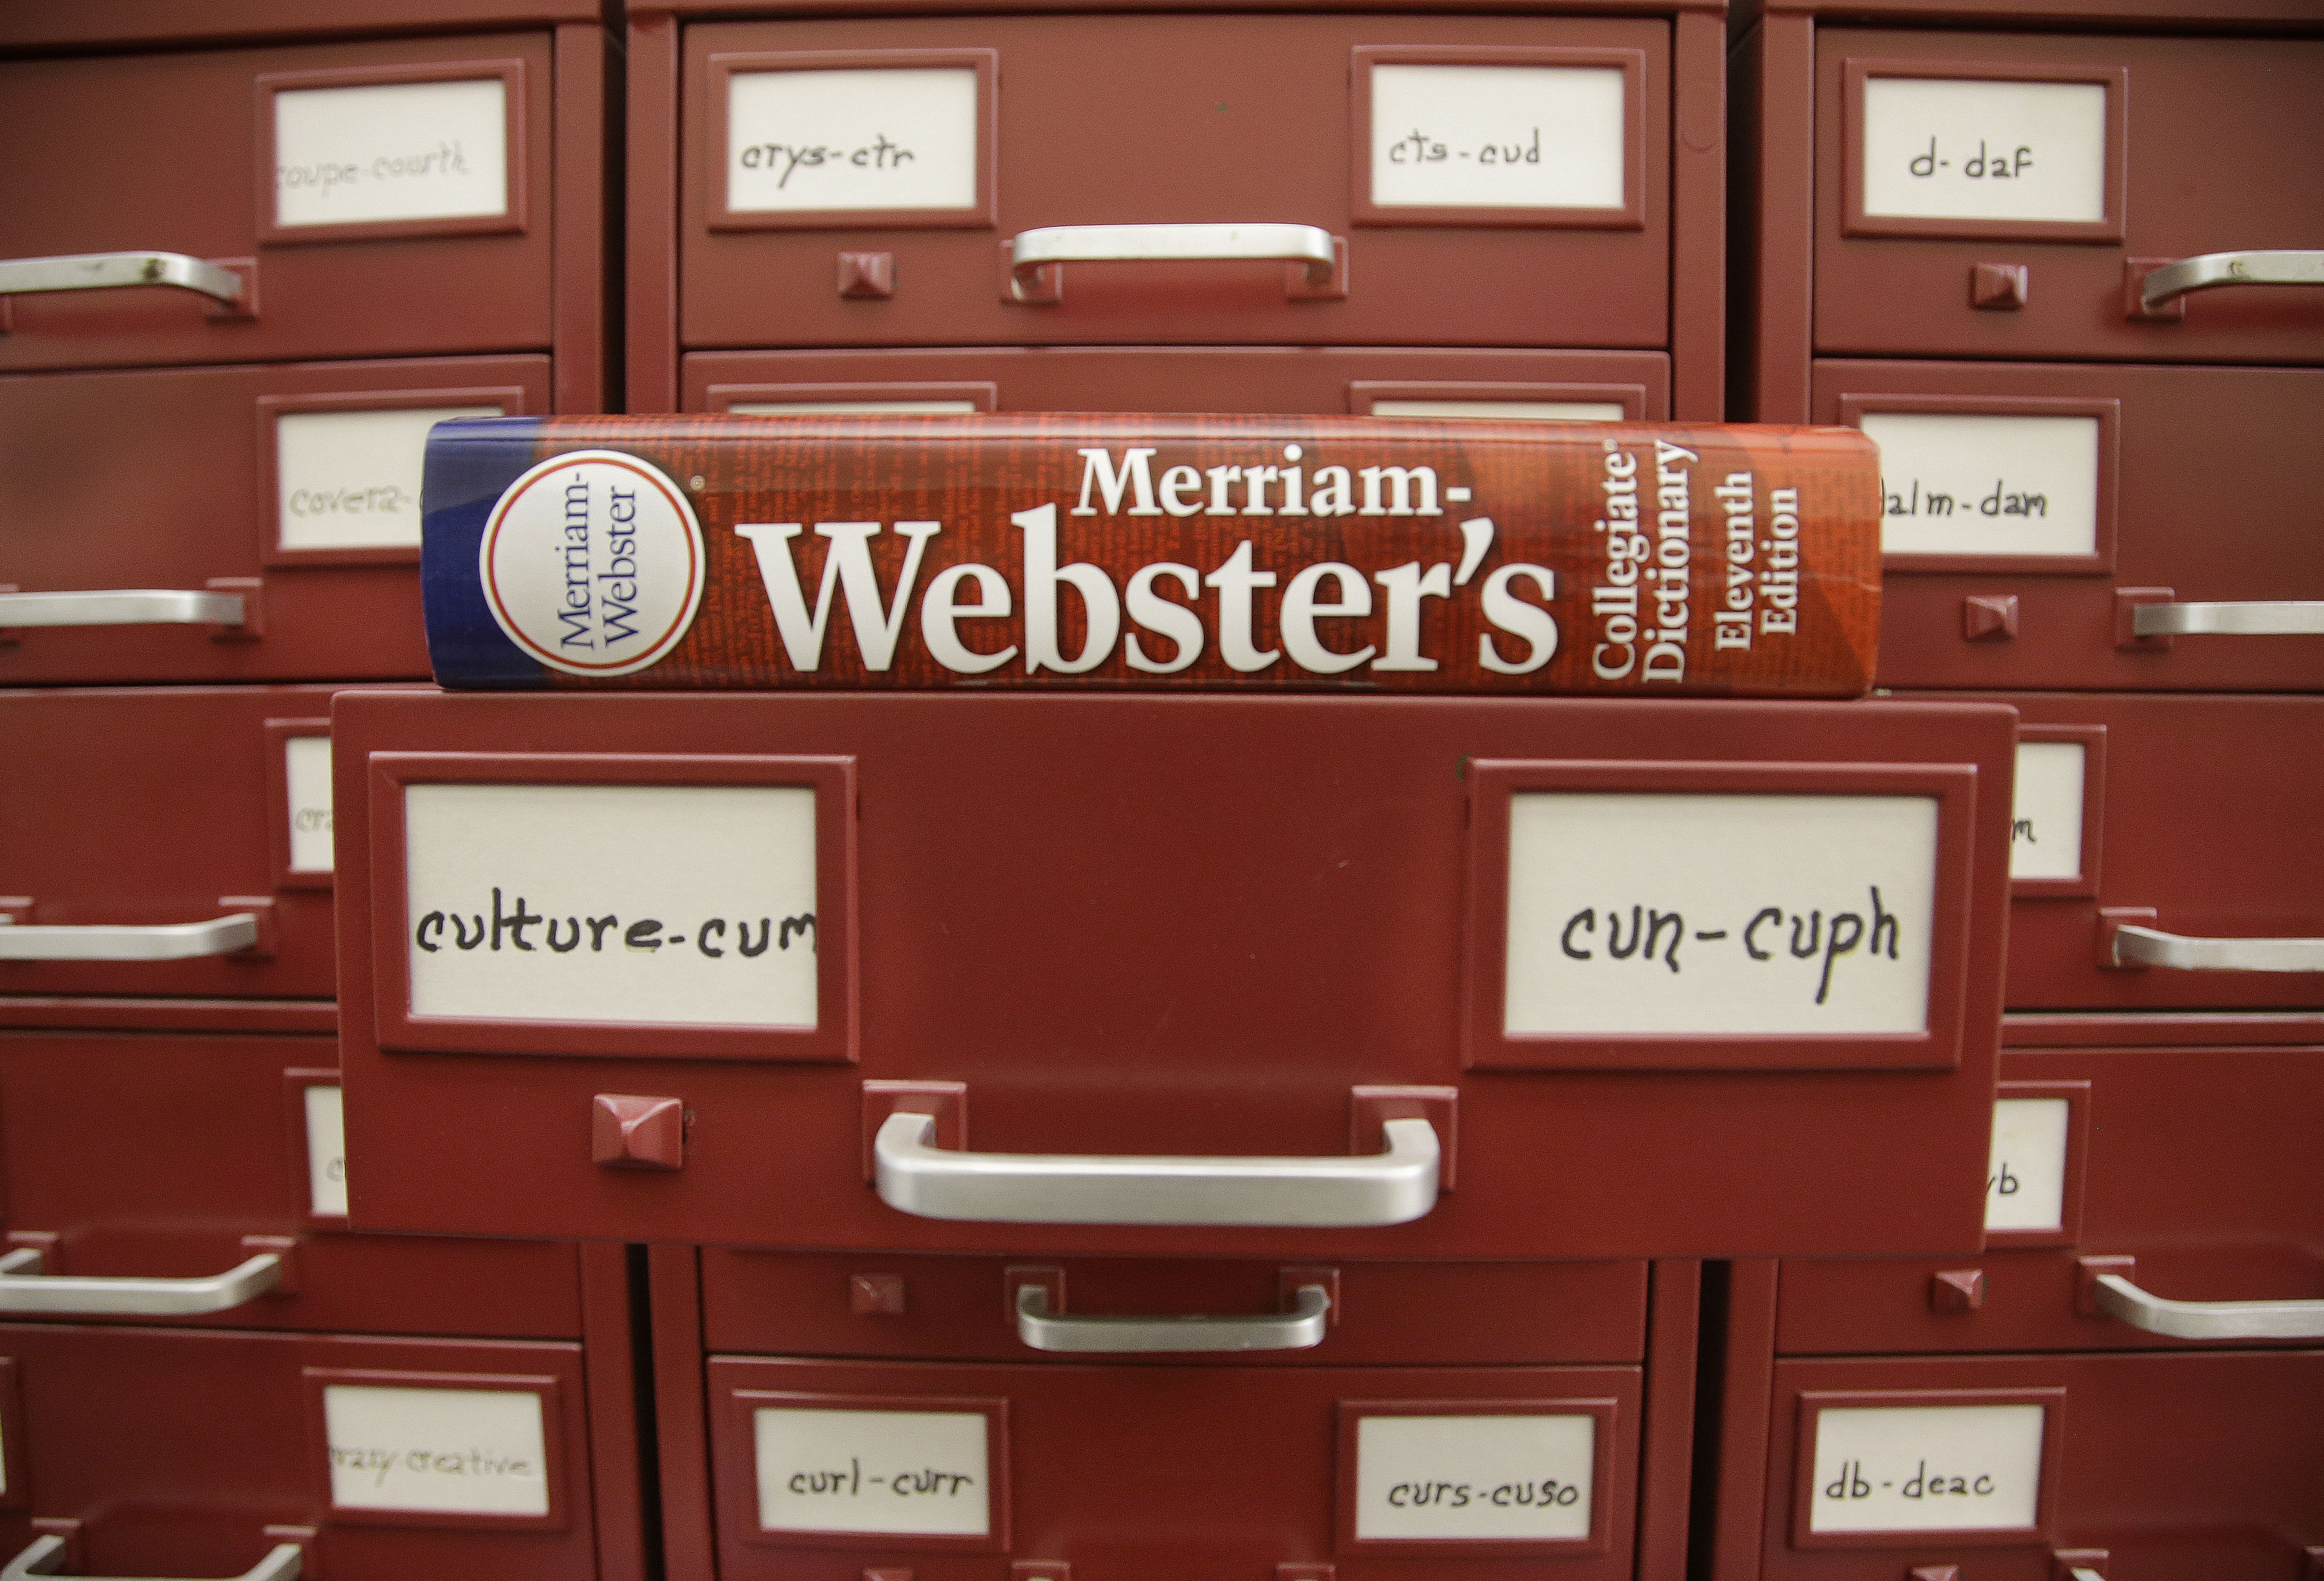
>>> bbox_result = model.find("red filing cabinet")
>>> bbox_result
[0,686,414,1002]
[330,688,2014,1260]
[628,0,1727,419]
[649,1249,1700,1581]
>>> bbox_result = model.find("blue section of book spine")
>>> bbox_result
[421,416,549,689]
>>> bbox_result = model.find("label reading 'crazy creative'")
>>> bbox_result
[1505,791,1939,1035]
[1353,1413,1596,1541]
[284,733,336,874]
[403,781,819,1028]
[323,1383,550,1517]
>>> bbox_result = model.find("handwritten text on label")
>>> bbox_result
[1859,412,2100,561]
[1370,65,1626,211]
[728,68,978,213]
[754,1408,990,1536]
[305,1084,348,1217]
[1986,1097,2071,1233]
[1809,1403,2044,1533]
[284,733,335,874]
[1860,77,2108,225]
[404,782,818,1029]
[277,405,501,554]
[1506,792,1938,1035]
[1354,1414,1595,1541]
[275,79,510,229]
[323,1383,550,1517]
[2009,741,2087,882]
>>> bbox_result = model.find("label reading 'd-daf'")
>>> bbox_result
[403,782,818,1028]
[323,1383,550,1517]
[1808,1403,2045,1534]
[1505,792,1938,1035]
[754,1408,991,1536]
[479,450,705,676]
[1353,1413,1596,1541]
[1859,76,2108,226]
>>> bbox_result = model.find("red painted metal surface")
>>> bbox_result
[0,1028,582,1337]
[334,688,2014,1259]
[1778,1041,2324,1355]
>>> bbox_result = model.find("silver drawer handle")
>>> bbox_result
[3,1538,300,1581]
[0,912,259,962]
[1015,1281,1331,1353]
[2140,249,2324,314]
[2112,923,2324,974]
[873,1110,1439,1227]
[2091,1271,2324,1341]
[2131,599,2324,637]
[0,589,246,629]
[0,1246,282,1315]
[0,251,245,307]
[1008,222,1340,301]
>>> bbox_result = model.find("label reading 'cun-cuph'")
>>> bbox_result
[403,781,818,1029]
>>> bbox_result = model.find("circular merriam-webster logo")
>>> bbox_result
[479,449,705,677]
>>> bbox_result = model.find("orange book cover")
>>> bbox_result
[422,412,1881,696]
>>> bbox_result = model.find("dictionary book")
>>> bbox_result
[419,413,1881,695]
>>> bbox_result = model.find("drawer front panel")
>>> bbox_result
[1777,1043,2324,1355]
[1762,1351,2324,1580]
[335,689,2012,1260]
[707,1355,1643,1581]
[1,358,549,684]
[0,35,561,373]
[1811,360,2324,692]
[0,1325,599,1581]
[1813,30,2324,364]
[0,686,409,1001]
[685,346,1671,419]
[0,1029,580,1338]
[681,15,1672,351]
[701,1251,1646,1364]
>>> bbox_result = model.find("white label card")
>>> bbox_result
[1370,399,1624,423]
[1808,1403,2045,1534]
[1505,792,1938,1035]
[728,68,979,213]
[305,1083,349,1217]
[403,782,818,1029]
[277,405,503,552]
[754,1408,990,1536]
[1986,1097,2071,1232]
[1860,76,2108,224]
[1353,1414,1595,1541]
[323,1384,550,1516]
[285,734,336,873]
[1862,412,2100,560]
[1370,65,1626,211]
[275,79,511,228]
[2009,742,2087,882]
[730,400,982,414]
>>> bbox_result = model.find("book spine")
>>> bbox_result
[423,413,1881,696]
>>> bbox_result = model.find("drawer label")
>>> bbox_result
[1859,76,2108,225]
[403,782,820,1029]
[1986,1096,2070,1232]
[2008,741,2087,882]
[728,67,980,214]
[274,78,511,229]
[285,733,336,874]
[753,1407,991,1536]
[1352,1413,1595,1541]
[1504,792,1937,1035]
[323,1383,550,1517]
[1369,64,1627,212]
[1367,399,1623,423]
[1860,412,2100,561]
[277,404,503,553]
[305,1083,349,1217]
[731,399,982,415]
[1807,1402,2045,1534]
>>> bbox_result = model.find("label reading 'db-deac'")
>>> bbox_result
[1808,1403,2045,1534]
[323,1383,550,1517]
[1505,792,1937,1035]
[754,1408,990,1536]
[403,782,818,1028]
[1354,1414,1595,1541]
